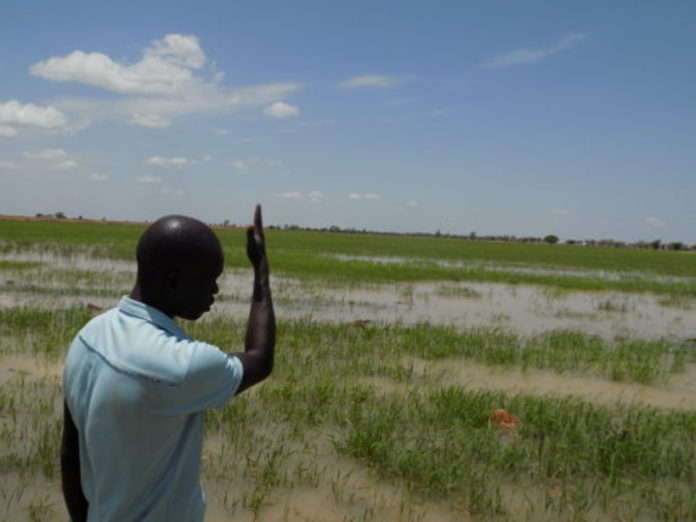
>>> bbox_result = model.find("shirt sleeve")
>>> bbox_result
[165,342,244,414]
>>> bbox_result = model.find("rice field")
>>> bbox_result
[0,218,695,521]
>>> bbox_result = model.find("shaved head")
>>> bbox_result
[132,215,223,319]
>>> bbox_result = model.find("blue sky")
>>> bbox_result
[1,0,694,242]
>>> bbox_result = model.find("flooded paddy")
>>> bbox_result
[1,240,695,521]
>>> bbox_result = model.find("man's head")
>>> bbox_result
[133,215,223,320]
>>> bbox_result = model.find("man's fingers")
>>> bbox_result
[254,204,263,233]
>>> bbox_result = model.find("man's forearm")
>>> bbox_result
[235,265,275,393]
[245,267,275,367]
[61,402,88,522]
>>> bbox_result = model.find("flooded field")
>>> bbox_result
[0,225,695,521]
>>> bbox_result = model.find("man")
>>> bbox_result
[61,205,275,521]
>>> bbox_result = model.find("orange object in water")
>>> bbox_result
[490,409,521,433]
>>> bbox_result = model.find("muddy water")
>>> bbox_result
[2,251,694,341]
[206,280,694,341]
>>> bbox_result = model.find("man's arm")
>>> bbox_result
[233,204,276,394]
[61,401,88,522]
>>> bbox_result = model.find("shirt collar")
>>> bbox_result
[117,296,187,338]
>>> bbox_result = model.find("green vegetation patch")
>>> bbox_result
[335,388,695,520]
[0,261,41,271]
[195,315,696,520]
[0,307,96,357]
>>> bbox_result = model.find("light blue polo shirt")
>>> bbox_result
[63,296,243,522]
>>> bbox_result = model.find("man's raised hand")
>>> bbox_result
[246,204,266,271]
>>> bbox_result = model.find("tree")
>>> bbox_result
[55,211,67,219]
[544,234,559,245]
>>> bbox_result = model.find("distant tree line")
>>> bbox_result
[32,212,695,252]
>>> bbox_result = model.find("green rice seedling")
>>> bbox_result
[0,261,41,271]
[435,284,482,299]
[334,387,695,520]
[0,307,94,357]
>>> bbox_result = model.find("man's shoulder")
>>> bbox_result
[73,306,192,385]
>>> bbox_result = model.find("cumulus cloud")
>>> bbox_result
[55,159,79,170]
[306,191,326,203]
[89,173,109,181]
[145,156,188,167]
[275,191,303,199]
[231,157,282,172]
[23,148,68,160]
[11,148,80,170]
[274,190,326,203]
[28,34,302,129]
[0,100,69,137]
[232,160,249,172]
[348,192,381,200]
[263,101,300,119]
[483,33,587,69]
[30,34,204,95]
[645,216,667,229]
[339,74,395,88]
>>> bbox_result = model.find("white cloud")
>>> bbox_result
[56,159,79,170]
[89,173,109,181]
[23,148,68,160]
[553,208,570,216]
[136,175,161,184]
[348,192,381,200]
[307,191,327,203]
[340,74,395,88]
[147,34,205,69]
[30,34,204,95]
[407,200,418,207]
[0,100,69,137]
[29,34,302,130]
[231,157,281,173]
[274,190,326,203]
[232,160,249,172]
[145,156,188,167]
[645,216,667,229]
[275,191,303,199]
[263,101,300,119]
[15,148,79,170]
[128,113,171,128]
[483,33,587,69]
